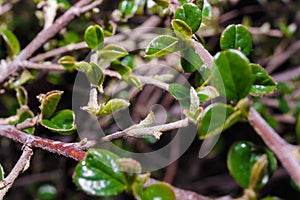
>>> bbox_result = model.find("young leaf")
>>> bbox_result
[98,44,128,61]
[198,103,239,139]
[73,149,126,196]
[227,141,277,189]
[171,19,192,40]
[174,3,202,33]
[84,25,104,50]
[212,49,252,103]
[8,69,33,89]
[202,0,212,19]
[16,107,35,134]
[180,47,203,73]
[250,64,276,96]
[41,109,76,135]
[145,35,180,58]
[38,90,64,119]
[0,164,3,181]
[16,86,28,106]
[0,29,20,56]
[76,62,104,92]
[220,24,252,56]
[153,0,170,9]
[58,55,76,71]
[123,75,142,90]
[196,86,219,102]
[101,99,130,117]
[142,183,176,200]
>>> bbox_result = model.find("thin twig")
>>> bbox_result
[19,61,65,71]
[0,0,19,16]
[192,40,214,70]
[272,65,300,82]
[266,40,300,73]
[136,75,170,91]
[0,0,103,83]
[248,107,300,186]
[0,145,33,199]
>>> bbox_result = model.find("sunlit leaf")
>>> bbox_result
[38,90,64,119]
[143,183,176,200]
[145,35,180,58]
[0,29,20,56]
[98,45,128,61]
[84,25,104,50]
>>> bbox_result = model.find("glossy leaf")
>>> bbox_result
[98,44,128,61]
[132,173,150,199]
[145,35,180,58]
[73,149,126,196]
[76,62,104,92]
[37,184,58,200]
[250,64,276,96]
[58,55,76,71]
[227,141,277,189]
[84,25,104,50]
[180,47,202,73]
[38,90,63,119]
[0,29,20,56]
[171,19,192,40]
[174,3,202,33]
[220,24,252,56]
[143,183,176,200]
[119,0,138,16]
[198,103,241,139]
[123,75,142,90]
[212,49,252,102]
[41,109,76,135]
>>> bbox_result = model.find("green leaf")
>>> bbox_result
[37,184,58,200]
[180,47,203,73]
[16,87,28,106]
[73,149,126,196]
[202,0,212,19]
[16,107,35,134]
[58,55,76,71]
[196,86,219,102]
[38,90,64,119]
[174,3,202,33]
[142,183,176,200]
[220,24,252,56]
[153,0,170,9]
[212,49,252,103]
[8,69,33,89]
[110,60,132,76]
[123,75,143,90]
[198,103,240,139]
[169,83,190,101]
[76,62,104,92]
[171,19,192,40]
[98,44,128,61]
[0,164,4,181]
[101,99,130,117]
[145,35,180,58]
[278,97,290,113]
[84,25,104,50]
[227,141,277,189]
[0,29,20,56]
[119,0,138,16]
[250,64,277,96]
[41,109,76,135]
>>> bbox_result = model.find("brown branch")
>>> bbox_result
[272,65,300,82]
[0,0,103,83]
[0,125,86,161]
[248,108,300,185]
[0,145,33,199]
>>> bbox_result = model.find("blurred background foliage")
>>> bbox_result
[1,0,300,199]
